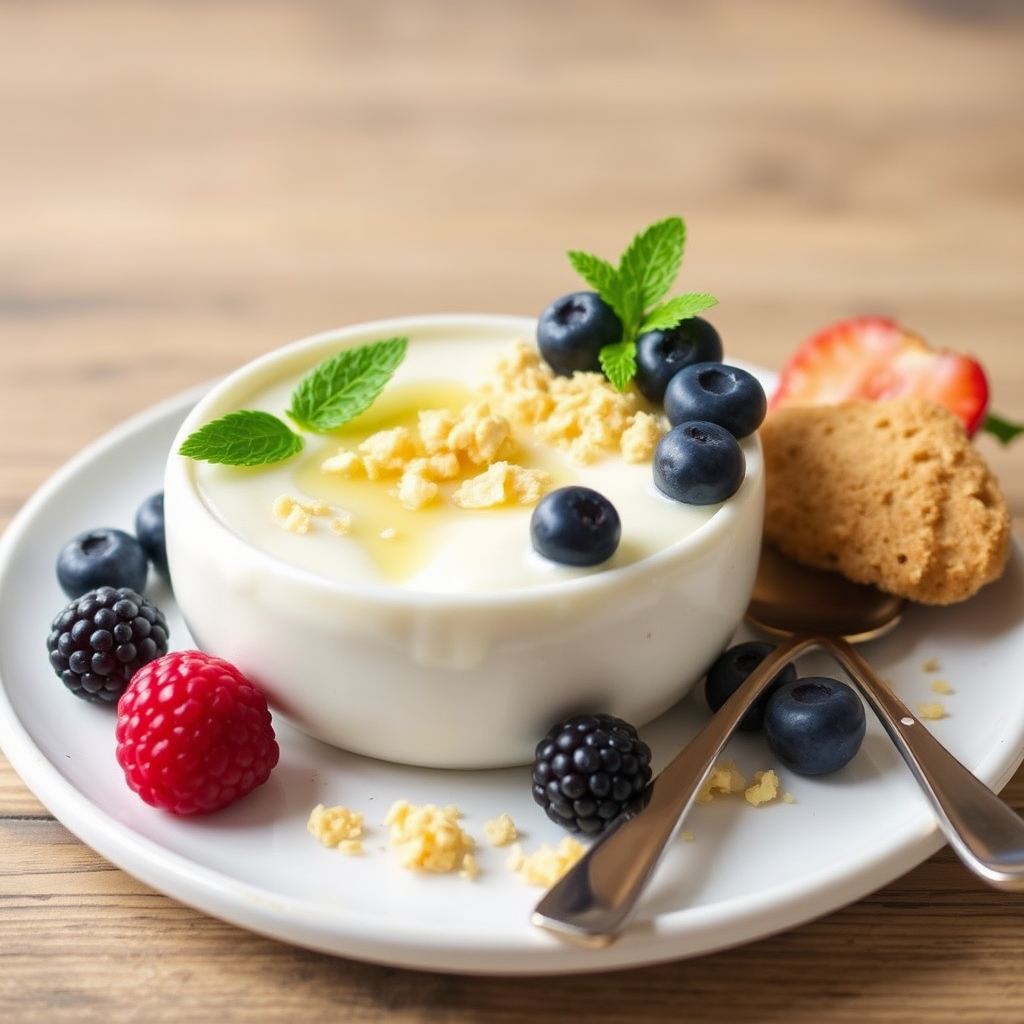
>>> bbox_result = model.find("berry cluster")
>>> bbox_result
[56,491,168,598]
[47,491,279,815]
[655,360,765,505]
[48,491,171,704]
[539,296,765,506]
[704,641,866,776]
[532,288,766,567]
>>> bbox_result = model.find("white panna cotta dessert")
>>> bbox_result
[193,331,717,592]
[165,314,765,768]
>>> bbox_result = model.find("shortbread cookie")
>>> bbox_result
[760,398,1011,605]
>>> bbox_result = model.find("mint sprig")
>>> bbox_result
[288,335,407,432]
[567,216,717,391]
[179,335,408,467]
[640,292,719,334]
[178,410,304,467]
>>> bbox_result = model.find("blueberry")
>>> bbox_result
[653,421,745,505]
[56,528,149,599]
[537,291,623,377]
[530,486,621,567]
[763,676,866,776]
[663,362,767,439]
[704,641,798,732]
[634,317,724,404]
[135,491,168,579]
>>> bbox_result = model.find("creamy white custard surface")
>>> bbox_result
[191,331,720,593]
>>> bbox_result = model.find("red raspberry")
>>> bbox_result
[115,650,280,816]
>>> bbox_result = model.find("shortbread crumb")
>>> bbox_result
[698,759,786,807]
[307,803,365,855]
[916,701,947,721]
[484,339,665,465]
[384,800,477,876]
[745,769,781,807]
[508,837,587,886]
[697,759,748,804]
[483,813,519,847]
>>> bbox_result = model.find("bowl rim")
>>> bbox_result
[165,312,764,611]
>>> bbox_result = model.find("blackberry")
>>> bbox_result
[531,713,652,834]
[46,586,170,705]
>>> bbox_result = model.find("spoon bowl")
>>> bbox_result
[748,542,906,641]
[533,543,1024,947]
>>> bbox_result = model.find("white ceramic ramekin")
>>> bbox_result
[164,315,764,768]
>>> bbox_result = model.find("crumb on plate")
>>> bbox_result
[385,800,477,877]
[307,803,365,855]
[508,837,586,887]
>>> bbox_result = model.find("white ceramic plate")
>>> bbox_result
[2,384,1024,976]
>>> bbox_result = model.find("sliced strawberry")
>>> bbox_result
[770,316,989,435]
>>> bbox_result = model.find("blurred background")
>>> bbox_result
[1,0,1022,516]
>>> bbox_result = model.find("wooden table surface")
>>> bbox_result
[2,1,1023,1020]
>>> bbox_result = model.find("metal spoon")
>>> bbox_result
[532,543,1024,947]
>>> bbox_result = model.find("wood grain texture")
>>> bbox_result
[1,0,1023,1020]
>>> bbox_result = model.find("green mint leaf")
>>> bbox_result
[640,292,719,333]
[599,340,637,392]
[982,411,1024,444]
[178,410,304,466]
[617,216,686,324]
[288,335,408,432]
[566,249,627,325]
[563,216,717,391]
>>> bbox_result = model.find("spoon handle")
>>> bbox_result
[821,635,1024,891]
[532,637,816,945]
